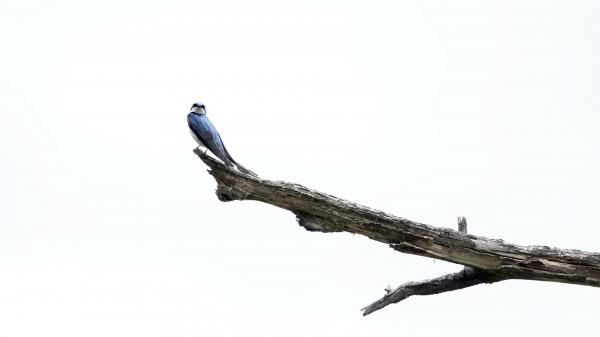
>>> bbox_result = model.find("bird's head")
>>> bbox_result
[190,102,206,115]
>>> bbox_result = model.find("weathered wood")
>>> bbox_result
[361,267,501,315]
[362,216,498,315]
[458,216,467,234]
[194,149,600,314]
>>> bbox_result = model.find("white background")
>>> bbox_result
[2,0,599,336]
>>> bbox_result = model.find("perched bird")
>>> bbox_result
[188,102,256,176]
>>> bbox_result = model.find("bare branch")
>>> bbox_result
[193,149,600,314]
[361,217,501,315]
[361,268,502,316]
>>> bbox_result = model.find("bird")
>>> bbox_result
[187,102,256,176]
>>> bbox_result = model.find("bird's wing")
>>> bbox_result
[217,132,237,165]
[187,114,235,167]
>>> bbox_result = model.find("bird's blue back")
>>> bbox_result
[187,112,235,167]
[187,113,223,148]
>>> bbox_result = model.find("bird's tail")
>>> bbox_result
[234,162,258,177]
[222,157,236,168]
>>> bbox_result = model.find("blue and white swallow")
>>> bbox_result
[188,102,256,176]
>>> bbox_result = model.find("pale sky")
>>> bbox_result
[1,0,600,336]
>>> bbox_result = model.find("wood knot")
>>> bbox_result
[215,184,242,202]
[295,212,340,233]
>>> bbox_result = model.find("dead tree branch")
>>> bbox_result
[361,266,501,315]
[193,149,600,315]
[361,217,501,315]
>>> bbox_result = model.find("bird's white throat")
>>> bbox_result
[190,106,206,114]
